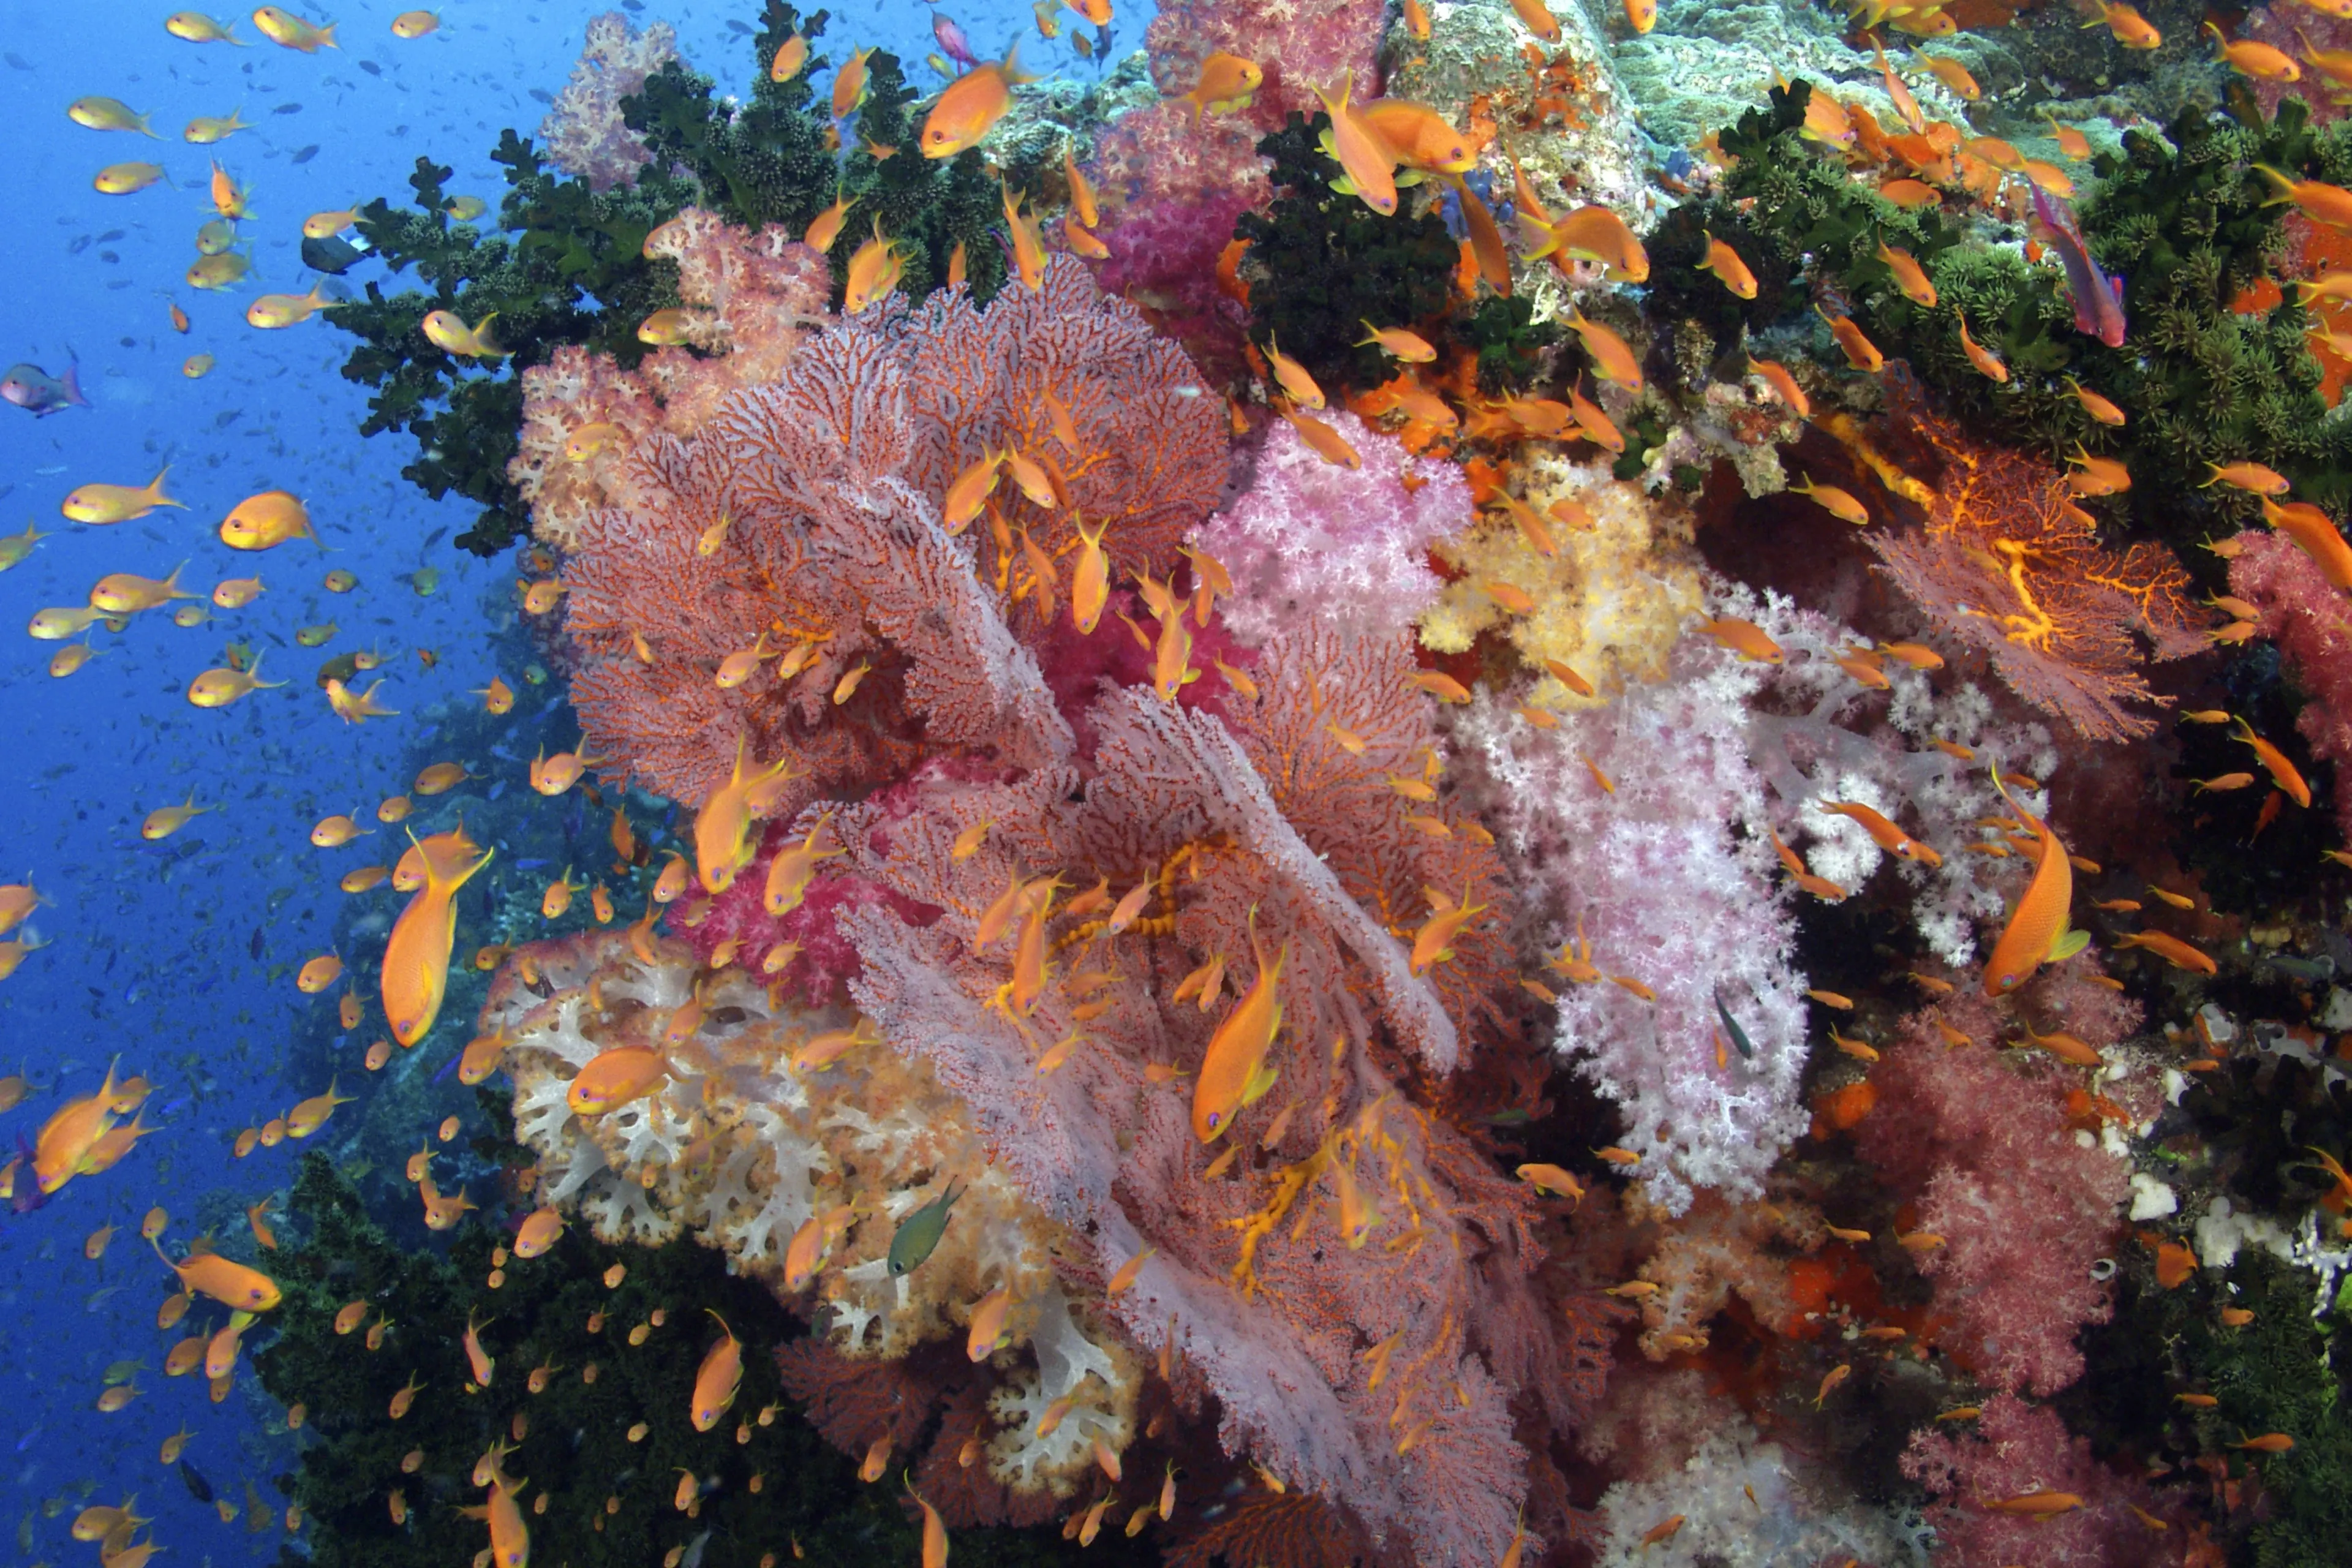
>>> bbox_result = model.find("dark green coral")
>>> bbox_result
[1686,83,2352,568]
[330,0,1012,558]
[1233,113,1460,393]
[253,1123,1104,1567]
[330,147,690,556]
[624,5,1007,308]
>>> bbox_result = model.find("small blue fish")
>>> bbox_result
[2030,187,2125,349]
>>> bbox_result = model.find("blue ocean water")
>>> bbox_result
[0,1,1049,1556]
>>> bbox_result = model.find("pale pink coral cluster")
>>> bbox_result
[1853,970,2141,1396]
[1189,409,1472,647]
[509,209,832,550]
[537,11,680,192]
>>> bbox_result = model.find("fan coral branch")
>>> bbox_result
[1868,375,2200,742]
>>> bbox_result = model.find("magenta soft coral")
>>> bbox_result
[2229,528,2352,837]
[1902,1392,2171,1567]
[1850,970,2138,1396]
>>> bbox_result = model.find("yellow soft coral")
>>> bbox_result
[1417,454,1701,703]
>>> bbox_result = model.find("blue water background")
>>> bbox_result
[0,0,1068,1554]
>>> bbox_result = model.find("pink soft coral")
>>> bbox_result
[1852,970,2138,1396]
[1902,1393,2171,1567]
[2229,527,2352,836]
[537,11,679,191]
[1191,410,1471,647]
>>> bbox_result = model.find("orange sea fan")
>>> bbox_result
[889,257,1231,632]
[1866,377,2201,742]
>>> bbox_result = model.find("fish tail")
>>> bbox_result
[2250,164,2297,204]
[320,23,339,48]
[146,466,185,509]
[62,361,90,409]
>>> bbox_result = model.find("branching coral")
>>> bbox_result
[1900,1392,2167,1568]
[1417,455,1702,696]
[1087,0,1389,375]
[1868,374,2201,742]
[537,10,680,192]
[557,257,1224,811]
[334,146,690,554]
[825,627,1572,1561]
[510,210,832,549]
[481,929,1140,1497]
[1448,596,1814,1215]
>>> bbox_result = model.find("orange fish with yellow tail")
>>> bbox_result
[382,827,493,1045]
[1193,909,1285,1140]
[1981,764,2084,995]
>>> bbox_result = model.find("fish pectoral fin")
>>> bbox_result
[1240,1059,1281,1109]
[2045,925,2091,963]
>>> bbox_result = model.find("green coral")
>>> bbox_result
[624,4,1008,307]
[252,1126,1105,1567]
[1233,113,1460,393]
[1685,83,2352,566]
[329,147,692,556]
[1458,293,1561,393]
[2136,1253,2352,1568]
[330,0,1015,559]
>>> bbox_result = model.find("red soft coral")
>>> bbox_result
[1902,1392,2173,1567]
[1850,972,2136,1395]
[2230,527,2352,837]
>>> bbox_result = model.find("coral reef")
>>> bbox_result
[1868,373,2202,742]
[510,209,834,549]
[1852,976,2141,1396]
[251,1145,957,1568]
[2230,529,2352,839]
[1232,113,1462,394]
[333,148,690,554]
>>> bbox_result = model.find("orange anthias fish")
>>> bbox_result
[382,829,494,1046]
[1983,766,2076,995]
[1410,884,1489,976]
[690,1311,743,1430]
[1192,910,1286,1141]
[1313,70,1397,216]
[695,736,797,892]
[152,1235,281,1311]
[34,1060,122,1194]
[219,491,318,549]
[1176,51,1262,126]
[920,46,1033,158]
[567,1044,673,1115]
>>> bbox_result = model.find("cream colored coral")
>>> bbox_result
[1417,454,1702,704]
[483,931,1137,1496]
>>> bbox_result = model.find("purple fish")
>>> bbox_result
[2030,187,2126,349]
[1,361,88,417]
[932,11,978,69]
